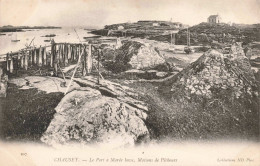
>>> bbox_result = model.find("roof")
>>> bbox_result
[208,15,220,19]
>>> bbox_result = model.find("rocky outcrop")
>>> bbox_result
[127,44,165,69]
[147,43,259,140]
[103,41,165,73]
[91,20,181,39]
[41,77,149,148]
[176,23,260,46]
[170,42,258,99]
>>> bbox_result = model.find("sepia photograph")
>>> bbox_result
[0,0,259,165]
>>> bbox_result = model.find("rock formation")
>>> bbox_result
[41,77,149,148]
[169,43,258,99]
[103,41,165,73]
[147,43,259,140]
[176,23,260,46]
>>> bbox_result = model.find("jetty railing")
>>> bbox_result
[1,42,102,80]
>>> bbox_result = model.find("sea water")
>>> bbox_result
[0,27,94,55]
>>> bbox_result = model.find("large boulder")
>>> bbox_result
[128,44,165,69]
[41,87,149,148]
[104,41,165,73]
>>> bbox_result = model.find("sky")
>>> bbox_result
[0,0,260,28]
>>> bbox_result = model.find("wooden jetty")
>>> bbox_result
[0,42,103,84]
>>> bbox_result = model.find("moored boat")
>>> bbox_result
[11,32,20,42]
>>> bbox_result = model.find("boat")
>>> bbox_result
[41,34,56,37]
[184,27,194,54]
[11,31,20,42]
[45,34,56,37]
[44,37,52,42]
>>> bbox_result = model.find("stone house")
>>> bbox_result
[207,15,221,24]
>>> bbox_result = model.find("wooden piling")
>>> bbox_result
[20,52,24,69]
[10,53,14,73]
[82,46,87,76]
[50,43,55,67]
[74,45,77,61]
[43,47,47,66]
[24,51,28,70]
[68,44,71,61]
[64,44,68,65]
[72,45,75,61]
[70,45,73,62]
[29,50,32,66]
[34,48,37,65]
[75,45,77,61]
[54,63,58,76]
[17,53,21,69]
[6,53,9,71]
[38,46,42,67]
[54,44,58,75]
[61,44,63,65]
[77,45,80,60]
[58,44,62,64]
[87,44,92,73]
[97,49,101,84]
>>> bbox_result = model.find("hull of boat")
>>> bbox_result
[11,40,20,42]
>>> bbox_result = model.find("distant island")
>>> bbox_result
[91,20,260,45]
[0,25,61,32]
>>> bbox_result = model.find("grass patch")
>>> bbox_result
[0,83,64,142]
[125,81,259,141]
